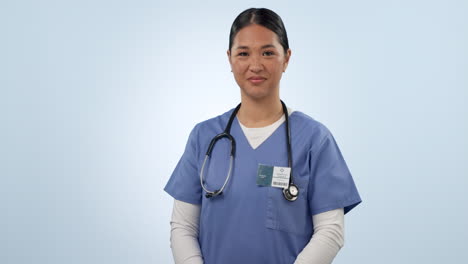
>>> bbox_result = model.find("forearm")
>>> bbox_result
[294,208,345,264]
[170,199,204,264]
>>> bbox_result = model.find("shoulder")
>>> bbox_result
[186,107,237,148]
[192,107,237,134]
[289,109,334,152]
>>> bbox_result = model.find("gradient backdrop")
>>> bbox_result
[1,0,467,263]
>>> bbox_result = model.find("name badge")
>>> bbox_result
[256,164,291,188]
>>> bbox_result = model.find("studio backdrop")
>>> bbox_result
[1,0,467,263]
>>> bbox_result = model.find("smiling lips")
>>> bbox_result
[248,76,266,84]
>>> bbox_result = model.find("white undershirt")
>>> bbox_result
[237,106,294,149]
[169,108,345,264]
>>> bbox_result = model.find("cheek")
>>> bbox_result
[233,62,247,71]
[266,61,284,75]
[232,66,249,79]
[232,67,246,81]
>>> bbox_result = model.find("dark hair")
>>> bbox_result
[229,8,289,55]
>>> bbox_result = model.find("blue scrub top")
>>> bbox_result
[164,107,362,264]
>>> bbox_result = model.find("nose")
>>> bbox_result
[249,55,264,72]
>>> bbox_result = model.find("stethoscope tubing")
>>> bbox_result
[199,100,298,201]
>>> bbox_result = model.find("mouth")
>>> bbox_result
[248,77,266,84]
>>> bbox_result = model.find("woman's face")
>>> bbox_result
[227,24,291,101]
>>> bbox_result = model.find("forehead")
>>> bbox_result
[233,24,280,48]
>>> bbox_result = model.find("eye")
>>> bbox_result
[263,51,275,56]
[237,52,248,56]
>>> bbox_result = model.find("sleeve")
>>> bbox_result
[170,199,204,264]
[307,126,362,216]
[164,123,203,205]
[294,208,344,264]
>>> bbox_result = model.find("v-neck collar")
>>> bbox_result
[232,113,286,152]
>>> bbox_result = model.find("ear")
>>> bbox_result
[227,49,233,71]
[283,48,291,72]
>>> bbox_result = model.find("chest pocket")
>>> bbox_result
[265,176,312,236]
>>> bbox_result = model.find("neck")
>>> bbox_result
[236,95,284,128]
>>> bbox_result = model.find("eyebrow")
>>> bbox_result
[235,44,276,50]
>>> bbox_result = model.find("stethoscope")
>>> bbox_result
[199,99,299,202]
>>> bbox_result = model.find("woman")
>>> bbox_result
[164,7,362,264]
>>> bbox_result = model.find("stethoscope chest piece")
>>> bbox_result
[205,189,223,198]
[282,183,299,202]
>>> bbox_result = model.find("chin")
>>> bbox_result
[241,86,271,100]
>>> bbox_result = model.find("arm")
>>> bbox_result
[294,208,345,264]
[169,199,204,264]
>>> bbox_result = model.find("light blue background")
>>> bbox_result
[1,0,467,263]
